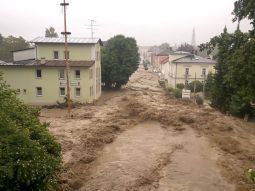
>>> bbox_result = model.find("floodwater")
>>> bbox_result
[81,121,234,191]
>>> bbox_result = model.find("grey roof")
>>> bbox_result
[173,55,216,64]
[0,60,6,64]
[31,37,102,45]
[0,59,94,67]
[171,51,191,55]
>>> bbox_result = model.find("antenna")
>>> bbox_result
[85,20,100,39]
[60,0,71,118]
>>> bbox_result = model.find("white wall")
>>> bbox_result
[13,48,35,62]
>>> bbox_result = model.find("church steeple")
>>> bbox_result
[191,27,196,47]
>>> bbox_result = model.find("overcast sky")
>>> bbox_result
[0,0,252,46]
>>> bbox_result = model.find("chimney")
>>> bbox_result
[40,57,46,64]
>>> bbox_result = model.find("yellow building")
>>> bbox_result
[0,37,102,105]
[161,52,216,88]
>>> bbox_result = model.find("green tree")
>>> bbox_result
[0,73,62,190]
[45,27,58,38]
[177,43,195,53]
[199,25,255,117]
[0,35,30,62]
[101,35,140,89]
[233,0,255,33]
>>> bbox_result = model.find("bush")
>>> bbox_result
[195,95,204,105]
[0,74,62,190]
[167,87,174,92]
[187,81,203,92]
[173,88,182,98]
[176,83,185,89]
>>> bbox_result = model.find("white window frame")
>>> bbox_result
[36,87,43,97]
[59,87,66,97]
[59,69,65,80]
[75,70,81,79]
[75,87,81,97]
[36,69,42,78]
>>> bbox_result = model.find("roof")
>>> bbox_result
[0,59,95,67]
[173,55,216,64]
[160,57,169,65]
[0,60,6,64]
[171,51,191,55]
[11,47,35,52]
[31,37,103,45]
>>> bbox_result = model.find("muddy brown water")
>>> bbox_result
[81,121,234,191]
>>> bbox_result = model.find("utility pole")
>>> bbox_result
[60,0,71,118]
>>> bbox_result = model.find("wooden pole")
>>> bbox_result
[61,0,71,118]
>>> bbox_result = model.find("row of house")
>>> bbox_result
[0,37,102,105]
[148,50,216,88]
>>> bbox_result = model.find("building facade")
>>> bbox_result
[0,37,102,105]
[161,52,216,88]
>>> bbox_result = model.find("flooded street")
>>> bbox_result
[41,66,255,191]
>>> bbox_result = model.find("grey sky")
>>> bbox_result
[0,0,252,46]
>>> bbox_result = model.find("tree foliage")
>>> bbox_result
[101,35,140,89]
[177,43,195,53]
[233,0,255,33]
[187,81,203,93]
[45,27,58,38]
[0,34,30,62]
[199,24,255,117]
[0,73,62,190]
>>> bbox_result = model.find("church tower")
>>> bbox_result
[191,27,196,47]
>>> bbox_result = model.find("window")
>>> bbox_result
[59,87,65,96]
[75,88,81,97]
[36,87,42,96]
[202,68,206,76]
[185,68,189,75]
[89,68,93,79]
[64,50,69,59]
[90,86,93,97]
[53,51,59,59]
[59,69,65,79]
[36,69,42,78]
[17,89,21,94]
[75,70,80,79]
[23,89,27,94]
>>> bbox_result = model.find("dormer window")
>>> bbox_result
[53,51,59,59]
